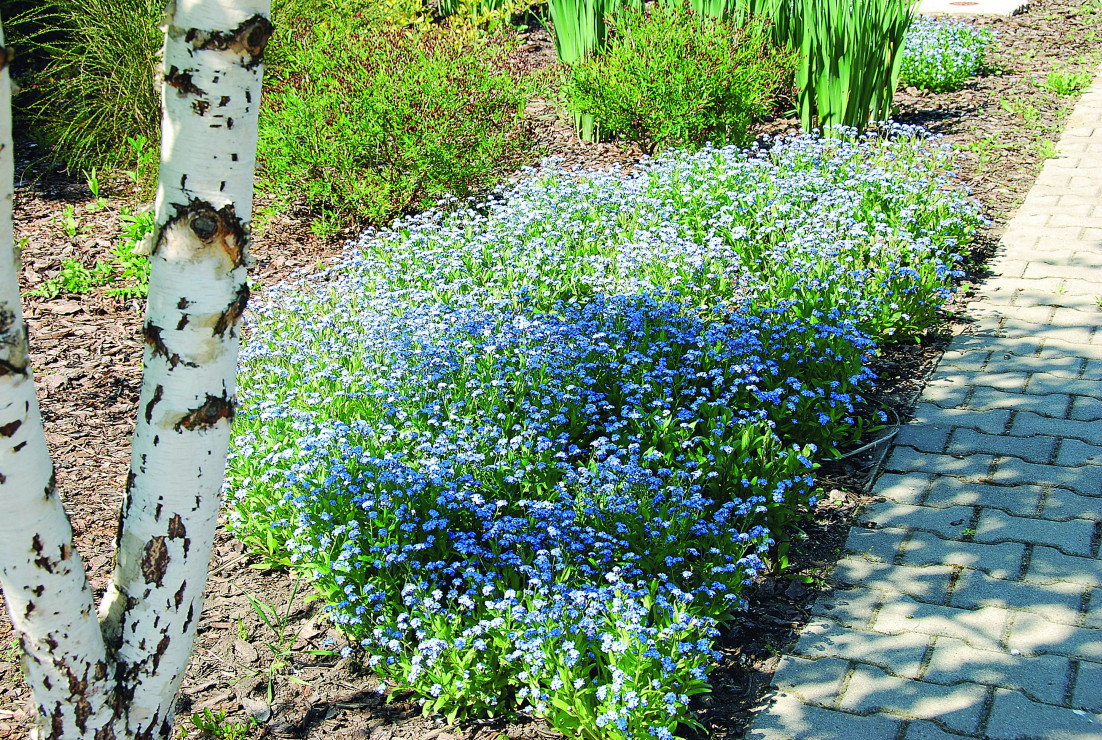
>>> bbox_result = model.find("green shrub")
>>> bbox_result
[561,2,796,153]
[257,20,536,234]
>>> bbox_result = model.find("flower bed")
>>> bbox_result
[226,128,982,738]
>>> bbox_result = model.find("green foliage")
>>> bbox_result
[188,709,256,740]
[562,2,796,153]
[547,0,636,64]
[898,17,994,93]
[257,19,536,233]
[15,0,163,170]
[1041,68,1093,96]
[28,206,154,300]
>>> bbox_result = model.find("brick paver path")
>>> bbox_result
[746,67,1102,740]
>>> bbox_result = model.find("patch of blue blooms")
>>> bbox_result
[900,17,995,92]
[226,129,982,739]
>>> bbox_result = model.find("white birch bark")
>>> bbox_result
[0,1,271,736]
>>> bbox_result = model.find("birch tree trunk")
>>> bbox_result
[0,1,271,736]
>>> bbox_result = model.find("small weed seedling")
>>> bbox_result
[83,168,110,212]
[1042,69,1093,96]
[57,205,82,238]
[1034,139,1059,159]
[188,708,255,740]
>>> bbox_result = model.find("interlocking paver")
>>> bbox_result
[1024,545,1102,587]
[901,530,1026,579]
[747,693,903,740]
[975,510,1096,556]
[991,456,1102,498]
[832,557,954,603]
[947,428,1056,463]
[922,478,1042,516]
[1042,487,1102,521]
[838,665,986,734]
[794,620,930,679]
[949,569,1084,625]
[873,472,932,505]
[985,688,1102,740]
[964,385,1071,417]
[1010,411,1102,444]
[862,502,974,539]
[1006,613,1102,661]
[1073,661,1102,713]
[748,66,1102,740]
[873,596,1010,652]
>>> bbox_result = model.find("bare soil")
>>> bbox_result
[1,1,1100,737]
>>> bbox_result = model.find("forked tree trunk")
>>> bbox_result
[0,1,271,737]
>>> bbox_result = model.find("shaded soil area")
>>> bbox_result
[1,1,1101,737]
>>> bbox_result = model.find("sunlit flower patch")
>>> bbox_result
[226,128,982,738]
[900,17,995,92]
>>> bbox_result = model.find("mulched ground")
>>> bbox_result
[1,1,1100,737]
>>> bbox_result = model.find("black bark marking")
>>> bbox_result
[154,503,163,521]
[12,441,25,452]
[214,284,250,337]
[140,537,169,586]
[50,705,63,738]
[167,513,187,540]
[231,152,239,162]
[75,694,92,733]
[24,601,34,619]
[193,99,211,116]
[167,198,249,268]
[245,89,252,104]
[175,393,235,431]
[95,721,117,740]
[182,603,195,633]
[0,419,21,437]
[0,358,28,377]
[177,313,190,331]
[219,95,231,108]
[143,322,168,359]
[178,297,191,310]
[145,384,164,425]
[60,543,71,561]
[174,582,186,608]
[32,585,44,596]
[180,174,188,190]
[44,470,56,500]
[44,635,57,651]
[151,634,171,673]
[226,117,234,130]
[165,66,205,97]
[219,180,226,192]
[186,15,274,68]
[0,472,6,484]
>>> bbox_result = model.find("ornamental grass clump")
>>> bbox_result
[899,17,995,92]
[561,2,797,153]
[227,128,982,738]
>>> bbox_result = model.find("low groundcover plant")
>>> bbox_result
[899,16,995,92]
[226,127,982,738]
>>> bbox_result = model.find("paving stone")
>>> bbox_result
[986,688,1102,740]
[769,654,850,707]
[1086,589,1102,630]
[1025,546,1102,587]
[1040,336,1102,360]
[1010,412,1102,444]
[920,379,972,408]
[844,527,907,564]
[873,472,933,505]
[895,425,950,453]
[885,446,995,480]
[910,404,1011,435]
[1042,487,1102,522]
[832,557,955,603]
[923,635,1070,705]
[863,502,974,539]
[901,720,968,740]
[838,665,986,734]
[949,569,1084,625]
[811,587,883,630]
[937,349,991,374]
[950,333,1047,358]
[746,692,903,740]
[992,457,1102,498]
[975,510,1096,556]
[984,356,1083,380]
[1073,661,1102,713]
[1026,374,1102,399]
[902,531,1026,580]
[922,478,1042,517]
[947,429,1056,464]
[1007,613,1102,661]
[965,386,1071,417]
[794,620,930,679]
[1055,438,1102,467]
[873,596,1010,652]
[965,371,1031,393]
[1000,318,1096,345]
[1070,394,1102,421]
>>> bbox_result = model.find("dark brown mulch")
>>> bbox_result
[1,2,1100,737]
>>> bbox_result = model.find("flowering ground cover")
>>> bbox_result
[224,127,982,739]
[900,17,995,92]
